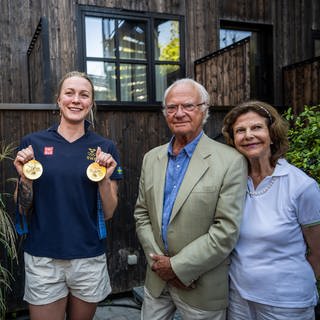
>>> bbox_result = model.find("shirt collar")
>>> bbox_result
[48,120,92,133]
[168,130,204,157]
[272,158,290,177]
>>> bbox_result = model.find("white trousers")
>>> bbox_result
[228,286,315,320]
[141,286,226,320]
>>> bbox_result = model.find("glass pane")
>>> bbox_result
[118,20,147,60]
[87,61,116,101]
[154,20,180,61]
[219,29,251,49]
[155,64,180,101]
[103,18,116,58]
[120,64,147,102]
[85,17,103,58]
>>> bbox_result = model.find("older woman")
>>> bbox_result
[222,100,320,320]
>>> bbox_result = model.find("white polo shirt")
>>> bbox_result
[230,158,320,308]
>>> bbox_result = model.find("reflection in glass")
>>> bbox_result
[219,29,251,49]
[155,64,180,101]
[154,20,180,61]
[118,20,146,60]
[87,61,116,101]
[103,19,116,58]
[120,64,147,101]
[85,17,103,58]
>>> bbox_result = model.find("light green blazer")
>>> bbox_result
[134,134,247,310]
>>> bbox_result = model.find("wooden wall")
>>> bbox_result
[1,0,320,105]
[195,37,251,106]
[283,56,320,113]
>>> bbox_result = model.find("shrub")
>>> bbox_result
[284,105,320,184]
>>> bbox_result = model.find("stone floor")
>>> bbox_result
[93,295,141,320]
[94,287,182,320]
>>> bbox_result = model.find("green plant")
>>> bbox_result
[0,142,17,319]
[284,105,320,184]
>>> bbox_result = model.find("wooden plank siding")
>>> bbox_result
[283,57,320,113]
[195,38,251,107]
[1,0,320,105]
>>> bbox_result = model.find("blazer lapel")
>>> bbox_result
[170,136,211,222]
[153,145,169,227]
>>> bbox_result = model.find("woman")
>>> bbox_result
[13,71,123,320]
[222,100,320,320]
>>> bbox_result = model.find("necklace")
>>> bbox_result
[247,176,276,197]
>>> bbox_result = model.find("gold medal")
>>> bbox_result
[86,162,106,182]
[22,159,43,180]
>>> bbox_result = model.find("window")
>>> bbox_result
[78,6,185,106]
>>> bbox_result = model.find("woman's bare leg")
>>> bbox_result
[67,294,98,320]
[29,296,68,320]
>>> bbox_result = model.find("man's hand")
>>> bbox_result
[150,253,196,290]
[150,253,176,281]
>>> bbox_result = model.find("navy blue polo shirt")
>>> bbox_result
[19,122,123,259]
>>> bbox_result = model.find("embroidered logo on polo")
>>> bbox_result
[43,146,54,155]
[87,148,96,161]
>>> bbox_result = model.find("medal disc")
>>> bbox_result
[86,162,106,182]
[22,159,43,180]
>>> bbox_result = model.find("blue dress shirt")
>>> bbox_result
[162,131,204,251]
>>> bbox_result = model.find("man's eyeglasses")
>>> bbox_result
[165,102,206,114]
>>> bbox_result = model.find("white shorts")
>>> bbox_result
[23,252,112,305]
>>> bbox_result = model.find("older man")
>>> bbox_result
[134,79,247,320]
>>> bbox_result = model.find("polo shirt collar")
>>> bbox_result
[272,158,290,177]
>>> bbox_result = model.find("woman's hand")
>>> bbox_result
[95,146,117,179]
[13,145,35,179]
[13,145,34,212]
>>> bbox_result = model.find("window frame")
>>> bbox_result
[77,5,185,110]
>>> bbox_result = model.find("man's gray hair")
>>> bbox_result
[162,78,210,125]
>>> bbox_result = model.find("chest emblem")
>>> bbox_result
[87,148,97,161]
[43,146,54,155]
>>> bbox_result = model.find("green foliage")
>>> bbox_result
[284,105,320,184]
[158,21,180,63]
[0,142,17,319]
